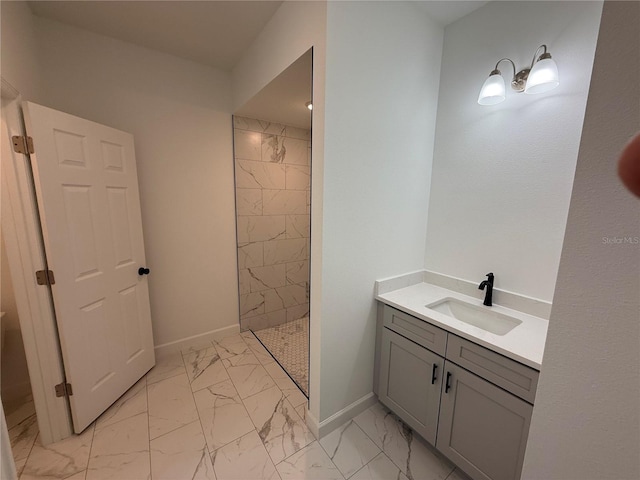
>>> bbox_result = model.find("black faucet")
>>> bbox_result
[478,273,494,306]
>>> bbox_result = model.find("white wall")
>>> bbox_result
[34,17,239,347]
[425,1,603,302]
[1,234,32,412]
[0,0,41,417]
[231,2,326,114]
[232,1,444,425]
[321,1,443,421]
[522,2,640,478]
[0,238,19,333]
[0,1,43,102]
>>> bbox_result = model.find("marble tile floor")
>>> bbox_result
[253,318,309,396]
[9,331,470,480]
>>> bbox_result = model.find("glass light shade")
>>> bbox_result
[478,73,506,105]
[525,57,559,94]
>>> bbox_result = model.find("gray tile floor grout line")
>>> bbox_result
[156,345,317,478]
[16,415,39,478]
[91,395,147,433]
[179,346,222,472]
[15,332,398,480]
[145,377,153,480]
[146,364,187,386]
[84,413,97,479]
[352,407,380,441]
[351,406,410,477]
[352,405,458,480]
[316,419,384,480]
[315,434,345,478]
[231,334,314,471]
[148,378,195,427]
[204,335,269,460]
[343,451,381,480]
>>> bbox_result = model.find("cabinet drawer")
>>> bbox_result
[446,335,539,404]
[383,305,447,356]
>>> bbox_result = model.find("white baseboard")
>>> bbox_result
[307,392,378,439]
[154,324,240,358]
[305,408,320,438]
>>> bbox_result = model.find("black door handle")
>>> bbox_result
[431,363,438,384]
[445,372,452,393]
[138,267,150,276]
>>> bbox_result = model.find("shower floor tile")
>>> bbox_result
[252,317,309,396]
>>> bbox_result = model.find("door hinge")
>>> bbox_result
[12,135,35,154]
[35,269,56,286]
[55,382,73,397]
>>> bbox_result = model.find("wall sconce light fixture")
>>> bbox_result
[478,45,559,106]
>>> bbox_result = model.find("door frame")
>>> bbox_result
[1,78,73,446]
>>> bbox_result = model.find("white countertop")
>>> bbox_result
[375,282,548,370]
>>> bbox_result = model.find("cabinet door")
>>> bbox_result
[379,327,443,444]
[436,362,532,480]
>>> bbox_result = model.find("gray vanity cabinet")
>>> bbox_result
[376,305,537,480]
[378,328,443,444]
[436,361,532,480]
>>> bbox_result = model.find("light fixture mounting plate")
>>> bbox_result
[511,68,530,92]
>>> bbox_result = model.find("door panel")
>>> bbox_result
[106,186,135,267]
[120,285,144,361]
[23,102,155,432]
[62,185,101,279]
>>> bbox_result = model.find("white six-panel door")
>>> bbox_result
[23,102,155,433]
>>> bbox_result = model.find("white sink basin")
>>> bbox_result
[426,297,522,335]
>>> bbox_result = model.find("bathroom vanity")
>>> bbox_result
[374,273,549,480]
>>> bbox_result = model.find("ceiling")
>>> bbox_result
[28,1,490,73]
[27,1,488,128]
[417,1,489,26]
[236,49,312,129]
[28,1,283,71]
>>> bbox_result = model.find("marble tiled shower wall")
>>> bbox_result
[233,116,311,331]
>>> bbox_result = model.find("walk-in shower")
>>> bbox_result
[232,49,312,396]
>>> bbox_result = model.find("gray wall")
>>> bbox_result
[522,2,640,478]
[0,1,43,102]
[1,236,32,414]
[425,1,603,301]
[0,0,42,418]
[321,1,444,420]
[34,17,239,347]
